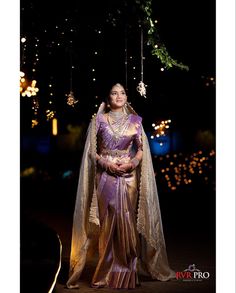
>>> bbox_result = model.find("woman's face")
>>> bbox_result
[108,84,127,110]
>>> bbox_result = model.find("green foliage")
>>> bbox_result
[136,0,189,71]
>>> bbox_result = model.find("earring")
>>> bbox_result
[107,104,110,108]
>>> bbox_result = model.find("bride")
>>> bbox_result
[66,83,176,289]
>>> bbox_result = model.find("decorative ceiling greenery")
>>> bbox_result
[106,0,189,71]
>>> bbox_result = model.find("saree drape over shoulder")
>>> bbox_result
[66,103,176,289]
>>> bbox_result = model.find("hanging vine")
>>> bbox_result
[136,0,189,71]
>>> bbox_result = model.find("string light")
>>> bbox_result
[46,109,56,120]
[155,150,215,191]
[32,97,39,115]
[150,119,171,139]
[20,72,39,97]
[202,76,216,86]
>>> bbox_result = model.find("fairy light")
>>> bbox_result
[20,72,39,97]
[46,110,56,120]
[32,97,39,115]
[202,76,216,87]
[151,119,171,140]
[155,150,215,191]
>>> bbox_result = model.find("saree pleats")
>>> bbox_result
[91,171,140,289]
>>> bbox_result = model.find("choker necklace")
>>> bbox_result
[107,111,129,142]
[109,110,124,119]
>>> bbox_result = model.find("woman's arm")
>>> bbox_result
[130,149,143,169]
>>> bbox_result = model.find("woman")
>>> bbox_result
[66,83,175,289]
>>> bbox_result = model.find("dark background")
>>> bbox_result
[20,0,215,132]
[20,0,216,291]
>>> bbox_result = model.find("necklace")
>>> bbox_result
[108,110,125,120]
[107,111,129,142]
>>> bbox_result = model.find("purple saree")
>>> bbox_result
[91,113,142,288]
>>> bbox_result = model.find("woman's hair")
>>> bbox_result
[102,83,127,113]
[106,83,127,102]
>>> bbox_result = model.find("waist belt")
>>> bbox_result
[101,149,130,157]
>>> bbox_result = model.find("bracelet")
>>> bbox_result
[131,157,140,169]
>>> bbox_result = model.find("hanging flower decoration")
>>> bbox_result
[136,81,147,98]
[67,91,78,107]
[136,0,189,71]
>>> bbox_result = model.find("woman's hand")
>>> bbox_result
[97,157,124,176]
[107,162,125,176]
[117,163,133,173]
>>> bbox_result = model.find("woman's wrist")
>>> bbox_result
[131,157,140,169]
[98,156,107,170]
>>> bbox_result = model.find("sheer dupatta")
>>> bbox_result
[66,102,175,288]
